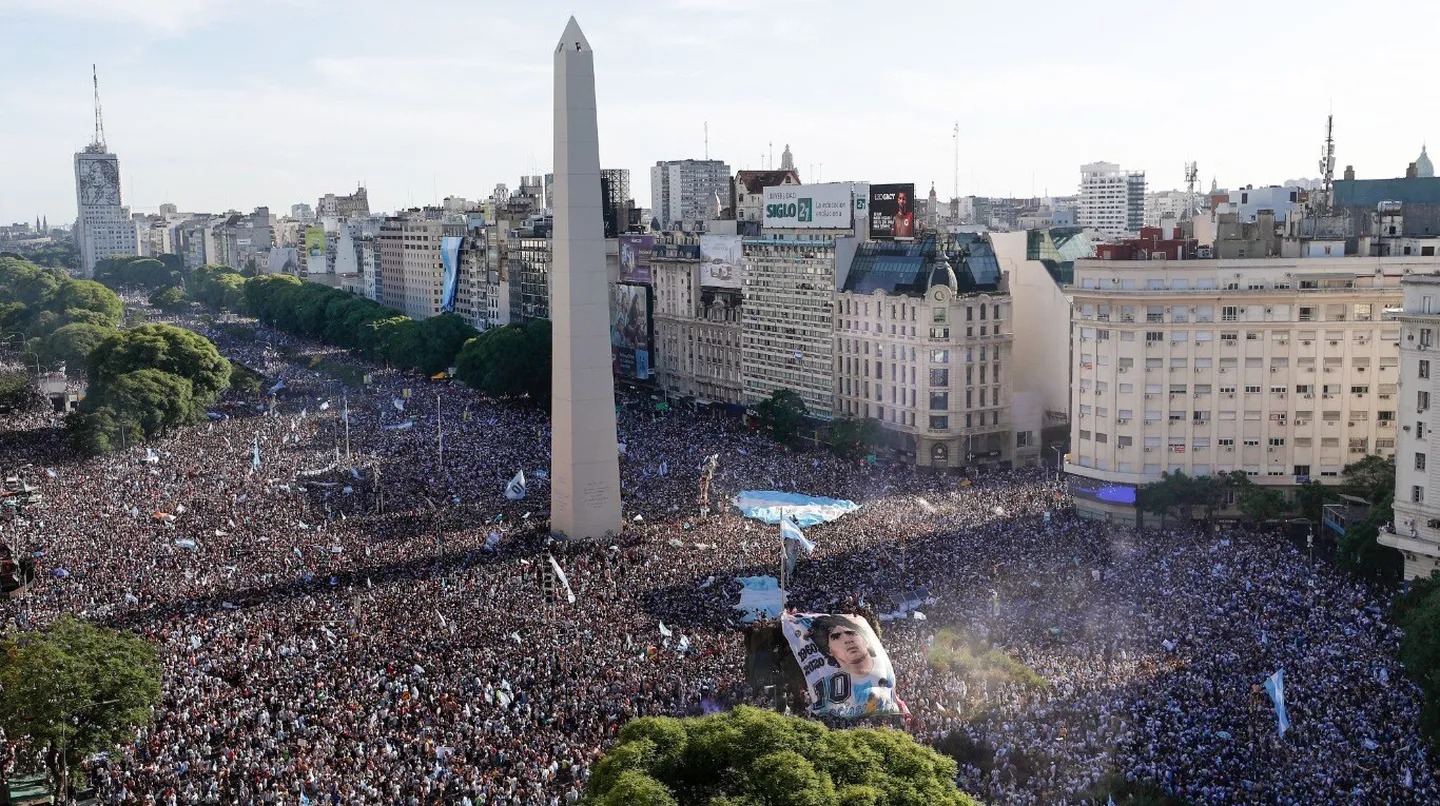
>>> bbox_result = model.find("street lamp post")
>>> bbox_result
[1307,529,1314,564]
[1052,445,1064,482]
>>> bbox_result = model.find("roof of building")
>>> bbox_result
[735,169,800,195]
[842,234,1001,296]
[1334,175,1440,207]
[1417,145,1434,179]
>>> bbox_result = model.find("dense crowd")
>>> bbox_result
[0,319,1434,805]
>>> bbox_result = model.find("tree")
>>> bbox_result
[148,285,189,313]
[1340,454,1396,506]
[754,389,810,444]
[86,324,231,407]
[94,256,175,291]
[42,322,113,377]
[1136,471,1240,529]
[1396,574,1440,747]
[0,368,37,412]
[827,417,882,459]
[0,617,161,800]
[416,313,480,376]
[1293,479,1328,527]
[1334,455,1400,579]
[584,706,981,806]
[95,368,199,438]
[454,320,552,403]
[48,279,124,329]
[1229,472,1288,525]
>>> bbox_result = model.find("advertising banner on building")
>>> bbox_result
[619,234,655,285]
[699,234,743,289]
[762,183,854,230]
[869,184,916,239]
[781,612,902,718]
[304,226,326,258]
[439,235,463,313]
[610,282,652,380]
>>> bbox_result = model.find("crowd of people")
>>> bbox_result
[0,316,1434,805]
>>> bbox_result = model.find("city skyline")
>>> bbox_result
[1,0,1435,225]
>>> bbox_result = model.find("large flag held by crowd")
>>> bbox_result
[780,612,902,718]
[504,471,526,501]
[547,554,576,604]
[1264,668,1291,737]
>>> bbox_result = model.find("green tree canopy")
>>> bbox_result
[86,323,231,406]
[1396,573,1440,747]
[827,417,882,459]
[94,368,198,437]
[1334,455,1401,579]
[48,279,124,329]
[0,368,38,412]
[416,313,480,376]
[148,285,189,313]
[754,389,810,444]
[1137,470,1242,527]
[454,319,552,403]
[41,322,113,376]
[0,616,161,801]
[584,706,980,806]
[94,256,176,291]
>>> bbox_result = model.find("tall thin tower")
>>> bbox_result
[90,64,107,152]
[549,17,622,540]
[1319,115,1336,211]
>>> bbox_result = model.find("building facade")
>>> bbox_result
[834,235,1016,469]
[651,233,745,403]
[740,232,857,416]
[1078,162,1146,237]
[651,159,731,231]
[1385,273,1440,579]
[73,145,138,277]
[1064,256,1428,520]
[378,216,463,319]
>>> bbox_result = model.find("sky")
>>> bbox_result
[1,0,1435,226]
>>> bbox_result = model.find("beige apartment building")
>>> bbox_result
[1065,256,1440,521]
[378,216,463,320]
[1385,272,1440,579]
[651,233,745,404]
[833,234,1018,469]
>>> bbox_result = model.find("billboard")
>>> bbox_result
[610,282,652,380]
[439,236,463,313]
[304,226,326,258]
[869,183,916,239]
[781,612,902,718]
[762,183,854,230]
[699,234,743,289]
[619,234,655,285]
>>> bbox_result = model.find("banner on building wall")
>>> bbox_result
[762,183,854,229]
[304,226,326,258]
[439,236,463,313]
[619,234,655,284]
[699,234,743,288]
[781,612,902,718]
[869,183,916,239]
[610,282,652,380]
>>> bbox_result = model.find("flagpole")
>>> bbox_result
[343,394,351,466]
[436,392,443,469]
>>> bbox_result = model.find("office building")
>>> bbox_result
[734,169,801,232]
[651,159,731,231]
[651,232,745,404]
[1078,162,1146,237]
[317,187,370,219]
[834,234,1016,468]
[378,213,463,319]
[1064,254,1432,522]
[1385,273,1440,579]
[73,126,138,276]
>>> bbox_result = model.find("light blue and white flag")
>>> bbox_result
[393,397,405,412]
[504,470,526,501]
[319,401,330,411]
[779,515,816,554]
[341,396,349,424]
[268,379,285,394]
[1263,668,1290,737]
[251,437,261,471]
[547,554,576,603]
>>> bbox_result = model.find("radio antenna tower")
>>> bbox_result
[1183,161,1198,221]
[952,121,960,201]
[1318,114,1336,210]
[90,64,107,152]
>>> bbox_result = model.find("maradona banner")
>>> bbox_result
[781,612,901,718]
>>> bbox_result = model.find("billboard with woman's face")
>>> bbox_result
[781,612,902,718]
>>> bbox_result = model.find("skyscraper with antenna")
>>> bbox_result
[74,65,138,276]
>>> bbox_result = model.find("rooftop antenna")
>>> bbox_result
[1183,161,1198,221]
[952,120,959,201]
[704,122,709,160]
[1319,114,1336,211]
[768,141,773,170]
[90,64,107,152]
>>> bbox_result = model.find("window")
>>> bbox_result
[1421,360,1431,380]
[1413,485,1425,504]
[1222,306,1238,322]
[929,415,948,430]
[1294,465,1311,477]
[1417,453,1428,472]
[1146,332,1164,343]
[1421,391,1431,412]
[1269,437,1286,447]
[1350,385,1370,395]
[930,392,949,410]
[930,368,949,387]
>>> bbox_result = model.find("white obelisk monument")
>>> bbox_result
[550,17,622,540]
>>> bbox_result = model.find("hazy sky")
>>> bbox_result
[1,0,1434,225]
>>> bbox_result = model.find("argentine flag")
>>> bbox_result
[504,470,526,501]
[1263,668,1290,737]
[779,515,816,554]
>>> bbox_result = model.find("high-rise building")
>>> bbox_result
[73,69,138,277]
[1078,161,1146,236]
[1065,254,1422,522]
[378,213,463,319]
[600,168,631,238]
[1385,273,1440,579]
[317,187,369,219]
[834,234,1015,469]
[650,159,731,231]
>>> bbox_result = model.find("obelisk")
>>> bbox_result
[550,17,622,540]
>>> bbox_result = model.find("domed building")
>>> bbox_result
[1416,144,1434,179]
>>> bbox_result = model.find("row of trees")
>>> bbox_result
[1396,575,1440,748]
[0,254,126,377]
[92,254,184,292]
